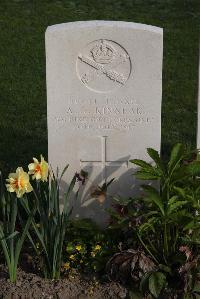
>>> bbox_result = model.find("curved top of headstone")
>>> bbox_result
[46,20,163,35]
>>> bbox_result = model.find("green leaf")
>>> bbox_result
[142,185,165,216]
[167,200,188,214]
[131,158,162,180]
[0,225,11,271]
[66,242,74,253]
[130,159,154,170]
[140,272,153,293]
[168,143,184,174]
[147,148,164,172]
[170,166,190,184]
[139,217,159,234]
[0,231,19,241]
[14,215,32,275]
[59,164,69,183]
[182,236,200,245]
[187,161,200,176]
[63,175,77,215]
[183,220,195,231]
[135,171,159,180]
[168,195,178,206]
[139,222,155,234]
[173,186,186,198]
[149,272,166,298]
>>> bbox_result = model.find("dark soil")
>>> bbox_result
[0,265,127,299]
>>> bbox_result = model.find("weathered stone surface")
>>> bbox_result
[46,21,163,225]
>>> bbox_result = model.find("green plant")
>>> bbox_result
[107,196,144,250]
[131,143,200,264]
[108,143,200,298]
[22,166,79,279]
[139,248,200,298]
[62,219,119,275]
[0,172,32,283]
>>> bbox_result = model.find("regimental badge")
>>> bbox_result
[76,39,132,93]
[91,40,115,64]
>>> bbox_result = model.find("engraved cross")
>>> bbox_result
[80,136,128,183]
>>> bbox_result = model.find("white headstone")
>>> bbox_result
[46,21,163,225]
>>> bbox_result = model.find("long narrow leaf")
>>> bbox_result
[168,143,184,175]
[147,148,164,173]
[14,215,32,268]
[142,185,165,216]
[63,175,77,216]
[135,171,159,180]
[0,231,19,241]
[130,159,154,170]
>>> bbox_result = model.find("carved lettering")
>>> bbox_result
[66,107,73,114]
[52,97,154,131]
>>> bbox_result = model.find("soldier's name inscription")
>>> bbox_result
[51,97,155,131]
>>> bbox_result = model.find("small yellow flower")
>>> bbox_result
[88,287,94,295]
[28,155,48,182]
[75,244,82,251]
[6,167,33,198]
[94,244,101,251]
[69,254,75,260]
[63,262,70,270]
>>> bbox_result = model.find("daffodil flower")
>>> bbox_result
[28,155,48,182]
[6,167,33,198]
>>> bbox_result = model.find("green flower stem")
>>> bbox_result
[137,233,159,264]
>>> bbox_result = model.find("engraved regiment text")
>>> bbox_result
[51,97,155,132]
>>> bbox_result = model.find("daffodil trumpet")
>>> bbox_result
[6,167,33,198]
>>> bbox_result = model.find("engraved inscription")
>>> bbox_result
[51,97,155,132]
[76,40,131,93]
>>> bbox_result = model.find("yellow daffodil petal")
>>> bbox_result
[33,158,39,164]
[28,155,48,182]
[6,167,33,198]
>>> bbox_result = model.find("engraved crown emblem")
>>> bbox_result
[91,40,115,64]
